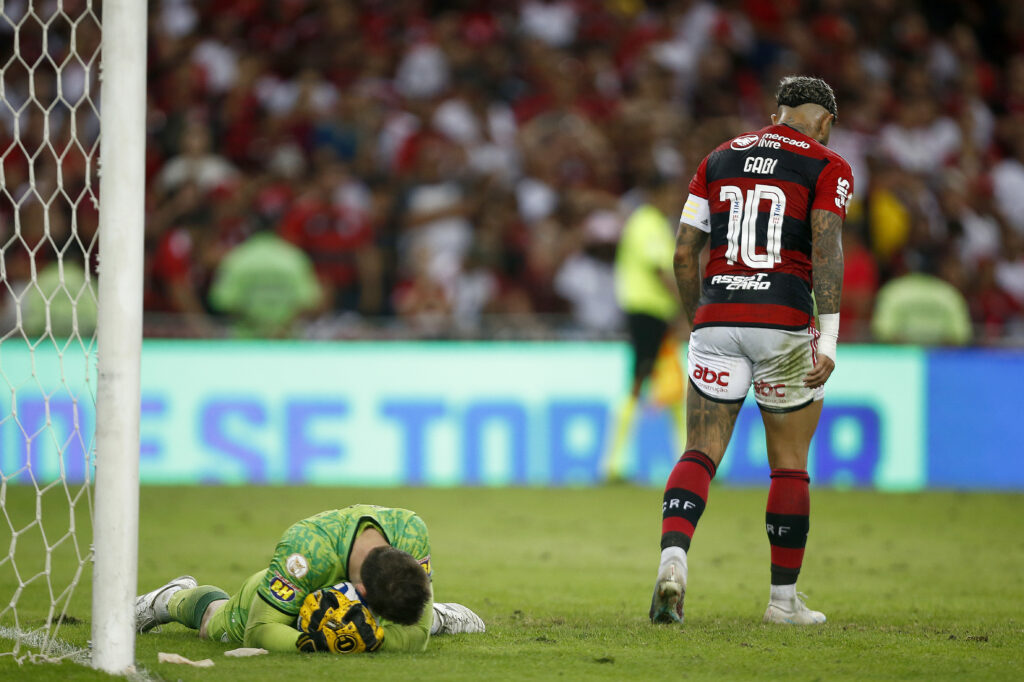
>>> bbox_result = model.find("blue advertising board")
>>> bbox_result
[926,350,1024,490]
[0,341,1020,489]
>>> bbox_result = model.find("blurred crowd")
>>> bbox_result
[3,0,1024,343]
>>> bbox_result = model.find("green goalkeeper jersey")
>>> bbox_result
[258,504,432,615]
[207,504,433,653]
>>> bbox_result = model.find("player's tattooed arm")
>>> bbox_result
[673,224,710,328]
[810,209,844,315]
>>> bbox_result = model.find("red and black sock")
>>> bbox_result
[661,450,717,551]
[766,468,810,585]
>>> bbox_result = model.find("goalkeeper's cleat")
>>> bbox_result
[649,554,686,624]
[763,592,826,625]
[432,602,486,635]
[135,575,197,633]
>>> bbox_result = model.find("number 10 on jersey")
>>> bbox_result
[720,184,786,269]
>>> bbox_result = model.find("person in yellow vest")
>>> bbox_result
[604,174,686,482]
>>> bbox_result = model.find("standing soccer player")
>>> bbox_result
[603,176,686,482]
[649,76,852,625]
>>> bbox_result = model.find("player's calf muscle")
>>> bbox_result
[684,387,741,462]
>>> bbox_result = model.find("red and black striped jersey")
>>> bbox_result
[679,123,853,330]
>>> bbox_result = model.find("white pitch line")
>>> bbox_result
[0,626,157,681]
[0,625,90,664]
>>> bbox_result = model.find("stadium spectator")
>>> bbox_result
[878,94,962,177]
[432,75,519,185]
[134,504,483,653]
[208,222,323,338]
[519,0,578,49]
[838,225,879,342]
[392,257,455,339]
[278,160,383,314]
[870,260,973,346]
[397,134,476,289]
[19,255,97,340]
[996,229,1024,308]
[969,258,1021,343]
[0,200,46,332]
[155,121,239,197]
[553,209,623,335]
[449,246,502,335]
[145,182,220,336]
[190,10,241,96]
[941,170,1002,269]
[992,117,1024,236]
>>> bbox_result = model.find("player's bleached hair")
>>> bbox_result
[775,76,838,121]
[360,546,430,626]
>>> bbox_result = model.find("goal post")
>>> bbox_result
[92,0,147,674]
[0,0,145,673]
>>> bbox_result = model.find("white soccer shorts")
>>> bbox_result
[686,326,824,413]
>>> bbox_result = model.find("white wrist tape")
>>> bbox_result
[816,312,839,362]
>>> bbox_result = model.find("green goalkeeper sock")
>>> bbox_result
[167,586,229,630]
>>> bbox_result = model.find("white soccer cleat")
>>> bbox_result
[135,575,197,633]
[763,592,826,625]
[432,602,486,634]
[649,553,687,624]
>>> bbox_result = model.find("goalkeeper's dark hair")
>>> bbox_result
[775,76,838,121]
[360,546,430,626]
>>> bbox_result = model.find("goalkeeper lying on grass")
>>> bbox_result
[135,504,484,653]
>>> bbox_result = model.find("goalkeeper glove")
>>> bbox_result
[295,629,335,653]
[296,588,384,654]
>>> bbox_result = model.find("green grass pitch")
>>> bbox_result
[2,485,1023,680]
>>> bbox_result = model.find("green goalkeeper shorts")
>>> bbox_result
[206,569,267,644]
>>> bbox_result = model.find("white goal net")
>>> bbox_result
[0,0,143,672]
